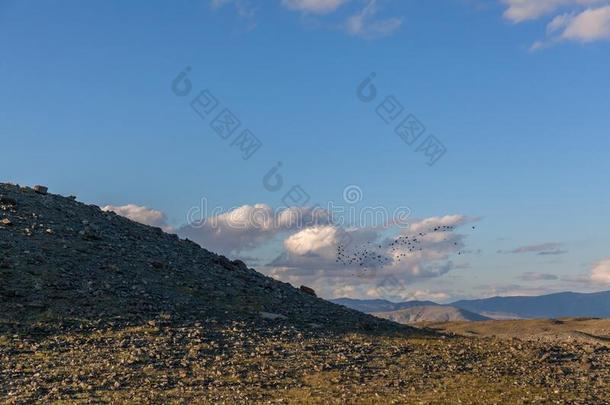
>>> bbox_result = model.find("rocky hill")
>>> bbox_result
[0,183,410,334]
[373,306,491,324]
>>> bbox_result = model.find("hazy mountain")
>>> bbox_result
[372,306,491,324]
[330,298,439,313]
[334,291,610,320]
[451,291,610,319]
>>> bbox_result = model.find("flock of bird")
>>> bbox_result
[336,225,475,274]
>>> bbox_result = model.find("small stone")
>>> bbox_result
[33,185,48,195]
[0,218,12,226]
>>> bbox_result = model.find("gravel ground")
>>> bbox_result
[1,320,609,404]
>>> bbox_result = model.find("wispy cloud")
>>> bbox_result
[501,0,605,23]
[498,0,610,48]
[518,271,559,281]
[345,0,402,38]
[280,0,349,14]
[499,242,567,255]
[279,0,402,38]
[211,0,258,30]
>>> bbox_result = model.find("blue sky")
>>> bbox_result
[2,0,610,301]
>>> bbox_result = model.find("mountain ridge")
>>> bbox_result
[332,290,610,320]
[372,306,491,324]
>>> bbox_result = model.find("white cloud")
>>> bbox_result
[345,0,402,38]
[263,214,476,300]
[531,5,610,48]
[178,204,330,255]
[409,214,466,233]
[501,0,605,22]
[281,0,348,14]
[556,5,610,40]
[497,0,610,47]
[590,258,610,283]
[284,225,339,257]
[102,204,175,233]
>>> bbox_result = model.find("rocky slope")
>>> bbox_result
[0,183,412,334]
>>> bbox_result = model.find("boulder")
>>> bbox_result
[299,285,316,297]
[33,185,48,195]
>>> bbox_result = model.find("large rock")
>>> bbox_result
[300,285,316,297]
[33,185,48,195]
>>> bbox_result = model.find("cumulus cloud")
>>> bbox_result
[177,204,330,255]
[264,214,476,300]
[590,258,610,283]
[281,0,348,14]
[345,0,402,38]
[268,225,377,272]
[284,225,340,257]
[101,204,175,233]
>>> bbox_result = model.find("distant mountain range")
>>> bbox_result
[372,306,490,323]
[331,290,610,322]
[451,291,610,319]
[331,298,439,313]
